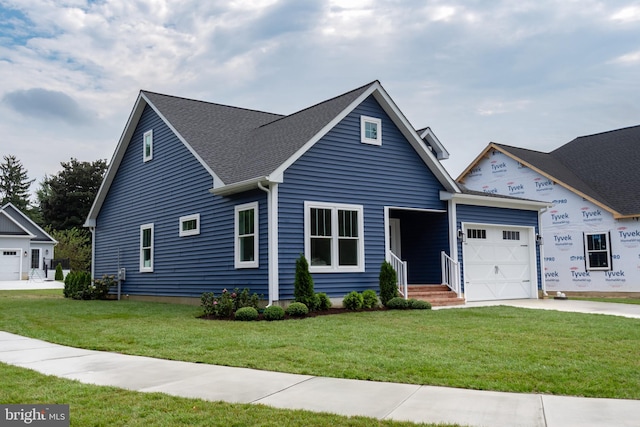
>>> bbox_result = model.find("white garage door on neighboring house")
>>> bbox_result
[0,249,21,281]
[462,225,537,302]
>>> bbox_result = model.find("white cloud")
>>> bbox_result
[611,5,640,22]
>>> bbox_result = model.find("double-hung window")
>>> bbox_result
[584,232,611,270]
[305,201,364,272]
[235,202,258,268]
[143,130,153,162]
[140,223,154,272]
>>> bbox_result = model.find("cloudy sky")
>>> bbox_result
[1,0,639,196]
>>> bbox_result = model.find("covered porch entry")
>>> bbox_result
[385,207,463,306]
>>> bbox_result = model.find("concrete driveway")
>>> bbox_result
[0,280,64,290]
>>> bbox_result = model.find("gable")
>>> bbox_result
[0,203,52,241]
[0,211,30,236]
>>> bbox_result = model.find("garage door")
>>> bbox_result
[0,249,21,281]
[463,225,535,302]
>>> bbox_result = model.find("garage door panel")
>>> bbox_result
[463,225,535,302]
[0,249,21,281]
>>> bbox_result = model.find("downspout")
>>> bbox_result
[89,226,96,280]
[257,182,279,306]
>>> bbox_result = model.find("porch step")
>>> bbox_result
[406,285,465,307]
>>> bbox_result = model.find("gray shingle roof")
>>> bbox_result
[142,81,376,184]
[494,124,640,216]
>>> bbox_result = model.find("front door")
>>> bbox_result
[389,218,402,258]
[31,249,40,269]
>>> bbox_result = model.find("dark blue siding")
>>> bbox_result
[278,96,448,299]
[94,105,268,297]
[455,204,541,292]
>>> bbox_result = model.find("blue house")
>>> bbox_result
[85,81,548,304]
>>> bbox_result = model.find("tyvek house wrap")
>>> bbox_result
[462,149,640,293]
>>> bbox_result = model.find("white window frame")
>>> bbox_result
[179,213,200,237]
[143,130,153,162]
[140,223,154,272]
[584,232,611,271]
[235,202,259,269]
[360,116,382,145]
[304,201,365,273]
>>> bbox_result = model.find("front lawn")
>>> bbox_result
[1,290,639,399]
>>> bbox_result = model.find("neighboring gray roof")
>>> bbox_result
[0,211,30,236]
[143,81,376,184]
[0,203,56,242]
[492,124,640,217]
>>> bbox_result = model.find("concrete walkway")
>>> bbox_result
[0,280,64,290]
[2,299,640,426]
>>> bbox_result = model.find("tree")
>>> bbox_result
[49,227,92,272]
[37,158,107,230]
[294,254,316,309]
[0,155,34,211]
[379,261,399,306]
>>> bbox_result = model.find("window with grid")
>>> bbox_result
[140,223,154,272]
[235,202,258,268]
[584,232,611,270]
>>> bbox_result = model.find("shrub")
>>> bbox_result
[294,254,316,310]
[362,289,379,309]
[263,305,285,321]
[92,275,116,300]
[200,288,262,319]
[385,297,409,310]
[54,263,64,281]
[379,261,398,306]
[63,271,112,300]
[409,299,432,310]
[234,307,259,321]
[316,293,332,311]
[285,302,309,318]
[342,291,364,311]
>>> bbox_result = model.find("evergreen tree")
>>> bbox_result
[294,254,316,309]
[0,155,34,211]
[37,158,107,230]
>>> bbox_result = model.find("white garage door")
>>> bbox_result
[0,249,21,281]
[463,225,536,302]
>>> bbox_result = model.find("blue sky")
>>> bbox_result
[1,0,639,194]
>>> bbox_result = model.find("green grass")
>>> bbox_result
[572,297,640,305]
[1,290,639,399]
[0,363,448,427]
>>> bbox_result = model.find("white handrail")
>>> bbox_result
[389,251,408,299]
[441,251,461,298]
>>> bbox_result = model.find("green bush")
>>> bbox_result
[200,288,262,319]
[379,261,398,306]
[285,302,309,318]
[63,272,113,300]
[409,299,432,310]
[54,263,64,281]
[294,254,317,310]
[362,289,379,309]
[316,293,332,311]
[234,307,259,321]
[385,297,409,310]
[342,291,364,311]
[263,305,285,321]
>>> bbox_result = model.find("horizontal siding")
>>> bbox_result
[94,105,268,298]
[278,95,448,299]
[455,204,541,292]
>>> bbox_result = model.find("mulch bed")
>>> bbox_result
[200,306,388,321]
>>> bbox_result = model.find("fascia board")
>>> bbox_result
[456,143,494,182]
[419,127,450,160]
[440,191,551,211]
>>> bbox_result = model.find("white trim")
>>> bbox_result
[258,182,279,305]
[0,204,44,240]
[143,129,153,162]
[179,213,200,237]
[440,191,551,211]
[235,202,259,269]
[304,201,365,273]
[139,223,154,273]
[360,115,382,145]
[419,127,449,160]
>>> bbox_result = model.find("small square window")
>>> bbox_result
[143,130,153,162]
[503,231,520,240]
[360,116,382,145]
[179,214,200,237]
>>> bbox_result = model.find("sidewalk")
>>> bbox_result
[1,321,639,426]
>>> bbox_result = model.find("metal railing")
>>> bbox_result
[389,251,408,299]
[441,251,461,298]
